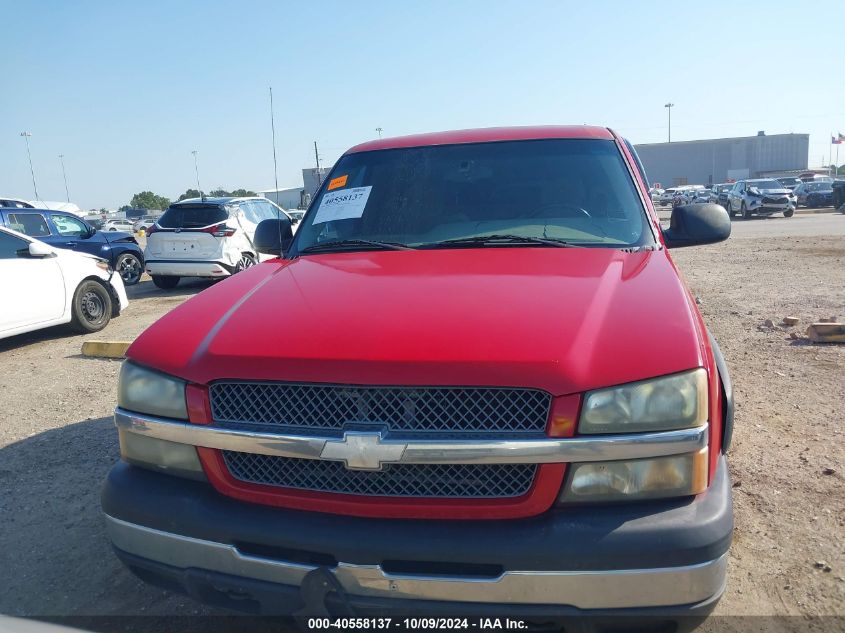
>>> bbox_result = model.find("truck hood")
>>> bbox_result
[128,248,705,395]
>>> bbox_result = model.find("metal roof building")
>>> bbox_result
[634,133,809,188]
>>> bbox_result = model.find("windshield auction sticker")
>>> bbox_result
[327,174,348,190]
[313,186,372,224]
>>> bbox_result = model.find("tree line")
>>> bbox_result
[119,188,257,212]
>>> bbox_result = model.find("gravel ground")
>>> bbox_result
[0,214,843,629]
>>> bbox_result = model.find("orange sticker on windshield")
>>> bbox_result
[328,175,348,190]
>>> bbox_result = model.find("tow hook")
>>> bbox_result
[295,567,355,618]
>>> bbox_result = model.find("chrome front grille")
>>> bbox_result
[209,383,551,436]
[222,451,537,498]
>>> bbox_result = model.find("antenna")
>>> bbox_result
[270,85,283,256]
[270,87,280,198]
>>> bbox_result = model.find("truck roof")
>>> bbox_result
[347,125,615,154]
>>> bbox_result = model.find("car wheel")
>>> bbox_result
[70,280,112,333]
[784,208,794,218]
[116,253,143,285]
[741,202,751,219]
[235,253,257,273]
[725,201,735,217]
[152,275,180,290]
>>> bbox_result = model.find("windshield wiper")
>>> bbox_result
[299,239,414,254]
[419,234,581,249]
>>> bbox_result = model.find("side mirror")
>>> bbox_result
[28,241,55,258]
[254,217,294,256]
[663,204,731,249]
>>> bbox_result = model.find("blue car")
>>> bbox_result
[793,182,834,208]
[0,209,145,285]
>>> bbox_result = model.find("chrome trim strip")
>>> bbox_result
[115,408,708,466]
[105,515,727,609]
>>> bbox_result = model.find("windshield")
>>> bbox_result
[748,180,782,190]
[157,204,228,229]
[292,139,651,254]
[778,178,801,186]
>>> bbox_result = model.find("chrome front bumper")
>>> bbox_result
[114,408,708,468]
[105,514,727,610]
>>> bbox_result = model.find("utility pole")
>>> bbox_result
[191,150,202,194]
[664,103,674,143]
[830,136,834,178]
[20,132,39,200]
[376,127,383,139]
[313,141,322,186]
[58,154,70,202]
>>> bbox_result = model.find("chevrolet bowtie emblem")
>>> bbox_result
[320,431,406,471]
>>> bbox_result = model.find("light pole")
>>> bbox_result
[376,127,383,139]
[20,132,39,200]
[664,103,674,143]
[191,150,202,194]
[58,154,70,202]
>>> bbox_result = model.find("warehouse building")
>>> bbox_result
[635,132,809,188]
[260,167,332,210]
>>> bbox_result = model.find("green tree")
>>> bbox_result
[178,188,202,201]
[130,191,171,211]
[205,188,257,198]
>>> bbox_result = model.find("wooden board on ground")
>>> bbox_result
[805,323,845,343]
[81,340,132,358]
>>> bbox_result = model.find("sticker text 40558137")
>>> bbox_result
[312,186,372,224]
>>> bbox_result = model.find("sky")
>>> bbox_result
[1,0,843,210]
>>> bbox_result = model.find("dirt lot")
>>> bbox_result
[0,214,843,627]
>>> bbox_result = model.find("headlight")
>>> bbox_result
[559,448,708,503]
[118,361,188,419]
[579,369,707,434]
[119,430,205,480]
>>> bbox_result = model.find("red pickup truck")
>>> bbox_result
[102,126,734,626]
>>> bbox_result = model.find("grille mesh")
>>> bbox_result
[223,451,537,498]
[209,383,550,436]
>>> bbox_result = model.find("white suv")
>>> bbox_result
[144,197,291,289]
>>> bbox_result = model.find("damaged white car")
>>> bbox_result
[725,179,796,219]
[0,226,128,340]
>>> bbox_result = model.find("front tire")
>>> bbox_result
[151,275,180,290]
[741,202,751,220]
[116,253,143,285]
[70,280,112,333]
[784,208,795,218]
